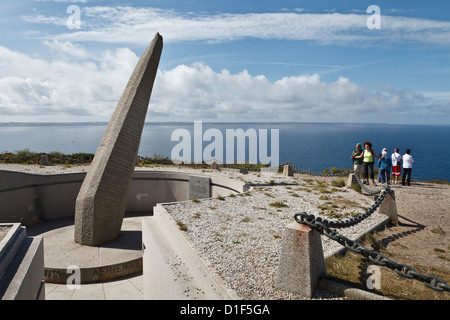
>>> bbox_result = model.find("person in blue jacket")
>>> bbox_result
[377,148,392,185]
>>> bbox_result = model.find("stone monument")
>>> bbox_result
[74,33,163,246]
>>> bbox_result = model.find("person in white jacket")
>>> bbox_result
[402,149,414,186]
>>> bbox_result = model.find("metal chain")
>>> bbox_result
[307,185,390,229]
[292,164,384,195]
[294,212,450,292]
[352,170,383,195]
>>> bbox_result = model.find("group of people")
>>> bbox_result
[351,141,414,186]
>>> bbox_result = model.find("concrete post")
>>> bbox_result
[275,222,326,298]
[347,173,359,189]
[378,189,398,225]
[39,154,49,166]
[283,164,293,177]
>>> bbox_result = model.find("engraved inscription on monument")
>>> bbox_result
[74,33,163,246]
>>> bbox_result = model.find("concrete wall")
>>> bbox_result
[0,223,45,300]
[142,204,240,300]
[0,170,248,225]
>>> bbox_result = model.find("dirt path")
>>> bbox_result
[371,181,449,274]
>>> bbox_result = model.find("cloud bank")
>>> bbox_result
[0,45,445,123]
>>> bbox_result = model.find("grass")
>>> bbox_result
[430,228,446,236]
[331,179,346,188]
[325,233,450,300]
[321,167,353,175]
[176,221,188,231]
[269,201,289,208]
[0,149,94,165]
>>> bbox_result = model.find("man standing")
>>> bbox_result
[402,149,414,186]
[351,143,363,175]
[391,148,402,184]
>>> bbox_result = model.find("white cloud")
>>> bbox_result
[149,63,441,123]
[21,6,450,46]
[0,45,138,121]
[43,40,88,59]
[0,45,447,123]
[21,14,67,27]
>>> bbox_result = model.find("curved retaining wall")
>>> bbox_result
[0,170,249,225]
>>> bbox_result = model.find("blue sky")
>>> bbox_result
[0,0,450,124]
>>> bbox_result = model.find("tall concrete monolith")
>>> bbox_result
[74,33,163,246]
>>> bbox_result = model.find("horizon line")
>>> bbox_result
[0,121,448,126]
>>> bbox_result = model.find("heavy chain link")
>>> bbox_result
[291,165,383,195]
[294,212,450,293]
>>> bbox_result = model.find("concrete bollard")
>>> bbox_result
[347,173,359,189]
[275,222,326,298]
[210,160,218,170]
[283,164,293,177]
[39,154,49,166]
[378,189,398,225]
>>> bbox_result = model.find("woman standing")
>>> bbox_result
[355,141,384,186]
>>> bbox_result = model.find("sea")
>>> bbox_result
[1,122,449,182]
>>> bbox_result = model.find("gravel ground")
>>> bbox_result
[153,167,387,299]
[0,163,389,299]
[0,225,12,242]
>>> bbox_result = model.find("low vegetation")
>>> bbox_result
[176,221,188,231]
[325,232,450,300]
[0,149,94,164]
[269,201,289,208]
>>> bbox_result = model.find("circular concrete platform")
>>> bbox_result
[28,216,144,284]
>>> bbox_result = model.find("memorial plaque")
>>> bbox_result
[189,176,211,200]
